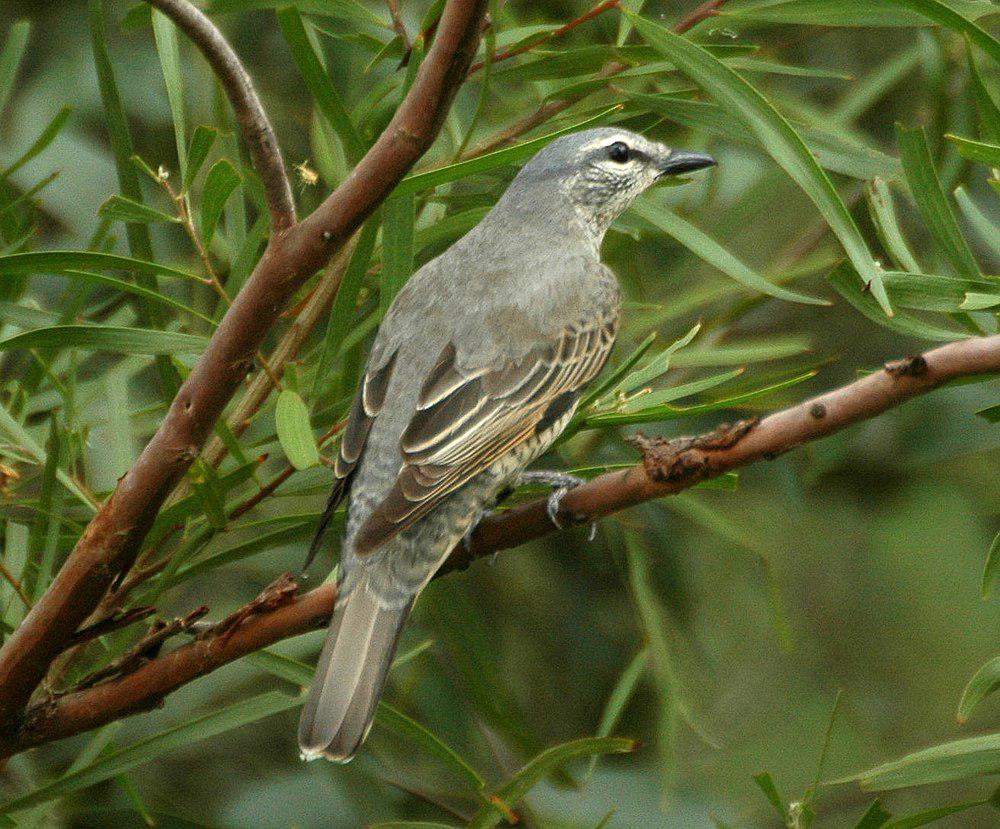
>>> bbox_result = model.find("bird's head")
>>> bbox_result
[508,127,715,239]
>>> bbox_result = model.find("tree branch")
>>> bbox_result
[2,335,996,758]
[0,0,488,728]
[146,0,296,231]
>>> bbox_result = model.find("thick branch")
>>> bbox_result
[146,0,296,231]
[2,335,996,758]
[0,0,487,727]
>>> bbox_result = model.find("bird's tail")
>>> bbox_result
[297,582,412,762]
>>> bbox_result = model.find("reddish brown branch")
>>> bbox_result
[0,0,487,728]
[146,0,296,231]
[1,336,996,758]
[467,0,620,75]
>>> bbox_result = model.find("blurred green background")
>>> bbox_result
[0,0,998,826]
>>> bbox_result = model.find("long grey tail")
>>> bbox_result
[297,583,412,762]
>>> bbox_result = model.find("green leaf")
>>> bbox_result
[586,647,648,778]
[881,271,1000,312]
[633,197,827,306]
[753,771,789,819]
[0,250,199,280]
[375,703,487,796]
[579,332,657,411]
[983,530,1000,598]
[883,0,1000,63]
[395,106,621,196]
[587,370,816,427]
[954,187,1000,259]
[0,20,29,117]
[152,9,187,180]
[883,798,992,828]
[868,178,922,273]
[53,270,214,324]
[599,323,700,404]
[2,105,73,178]
[199,159,241,246]
[0,325,208,356]
[99,195,180,225]
[626,93,901,181]
[88,0,176,400]
[968,42,1000,143]
[854,800,892,829]
[370,824,458,829]
[0,691,300,814]
[728,0,998,28]
[958,656,1000,724]
[623,532,680,794]
[850,732,1000,790]
[467,737,636,829]
[184,125,218,190]
[631,13,891,316]
[277,7,364,163]
[0,402,96,512]
[381,193,414,313]
[313,216,379,392]
[275,389,320,470]
[898,124,981,279]
[828,263,962,342]
[945,133,1000,166]
[205,0,390,30]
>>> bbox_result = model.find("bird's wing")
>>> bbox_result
[303,350,398,570]
[353,310,618,555]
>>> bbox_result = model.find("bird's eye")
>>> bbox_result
[607,141,630,163]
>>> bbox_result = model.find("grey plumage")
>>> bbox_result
[298,127,715,762]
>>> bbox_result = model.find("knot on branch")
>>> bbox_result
[884,354,929,378]
[627,418,759,484]
[197,573,300,641]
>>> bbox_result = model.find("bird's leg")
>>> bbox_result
[461,485,515,554]
[517,470,596,540]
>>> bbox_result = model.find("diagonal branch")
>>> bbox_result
[0,0,488,728]
[1,335,996,758]
[146,0,296,231]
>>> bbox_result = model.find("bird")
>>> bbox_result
[297,127,715,762]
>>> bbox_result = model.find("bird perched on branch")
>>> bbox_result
[298,127,715,761]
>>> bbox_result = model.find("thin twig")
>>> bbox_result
[0,561,31,611]
[385,0,411,52]
[467,0,621,75]
[2,336,997,757]
[460,0,735,159]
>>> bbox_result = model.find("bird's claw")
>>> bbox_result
[521,470,597,540]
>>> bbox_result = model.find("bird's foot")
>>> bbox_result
[517,470,597,540]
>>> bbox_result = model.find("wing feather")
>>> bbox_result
[354,312,618,555]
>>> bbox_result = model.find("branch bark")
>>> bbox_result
[2,335,996,758]
[0,0,488,727]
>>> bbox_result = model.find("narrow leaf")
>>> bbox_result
[99,195,179,225]
[200,159,241,245]
[631,14,891,315]
[184,125,218,190]
[0,325,208,355]
[897,124,980,279]
[467,737,636,829]
[634,197,827,305]
[958,656,1000,724]
[0,692,300,814]
[852,732,1000,790]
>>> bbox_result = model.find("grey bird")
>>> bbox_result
[297,127,715,762]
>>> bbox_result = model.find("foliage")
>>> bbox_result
[0,0,998,825]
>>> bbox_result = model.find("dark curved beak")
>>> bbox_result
[656,150,716,177]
